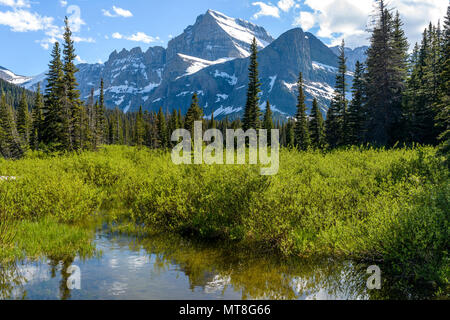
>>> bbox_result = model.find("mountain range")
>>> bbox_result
[1,9,368,119]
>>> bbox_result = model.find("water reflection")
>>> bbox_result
[0,229,436,300]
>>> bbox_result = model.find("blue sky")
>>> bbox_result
[0,0,447,76]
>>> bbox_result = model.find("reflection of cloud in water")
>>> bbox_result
[204,275,231,294]
[110,281,128,296]
[18,263,51,284]
[127,255,148,271]
[109,257,119,269]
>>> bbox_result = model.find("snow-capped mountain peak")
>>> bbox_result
[0,66,32,85]
[206,9,273,52]
[166,9,274,63]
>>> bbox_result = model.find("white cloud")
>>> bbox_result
[76,55,86,63]
[59,0,67,8]
[296,0,448,48]
[277,0,295,12]
[102,6,133,18]
[0,0,30,8]
[252,2,280,19]
[293,11,316,31]
[112,31,160,44]
[0,9,53,32]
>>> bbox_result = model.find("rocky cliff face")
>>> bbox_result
[20,9,353,119]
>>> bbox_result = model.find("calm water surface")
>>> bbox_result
[0,226,414,300]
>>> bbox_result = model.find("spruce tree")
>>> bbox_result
[0,92,23,158]
[263,100,274,146]
[294,73,310,150]
[437,5,450,158]
[62,16,82,150]
[326,40,347,148]
[263,100,273,130]
[309,98,326,149]
[243,37,262,131]
[17,89,31,147]
[185,93,203,135]
[364,1,408,146]
[157,107,167,148]
[286,119,295,148]
[43,42,66,149]
[135,106,145,147]
[347,61,365,145]
[30,83,44,150]
[95,79,106,147]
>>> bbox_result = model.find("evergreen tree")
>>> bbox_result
[157,107,168,148]
[135,106,145,147]
[347,61,365,145]
[209,111,216,129]
[294,73,310,150]
[309,98,326,149]
[43,42,66,149]
[243,37,262,131]
[437,5,450,158]
[286,119,295,148]
[0,92,23,158]
[326,40,347,148]
[364,1,408,146]
[263,100,273,130]
[406,27,439,144]
[185,93,203,135]
[95,79,106,147]
[30,83,44,150]
[17,89,31,147]
[263,100,274,146]
[62,16,82,150]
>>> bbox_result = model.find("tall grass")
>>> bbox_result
[0,145,447,288]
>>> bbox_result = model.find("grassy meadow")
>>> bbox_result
[0,145,448,295]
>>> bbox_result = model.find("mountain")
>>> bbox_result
[329,46,368,71]
[0,66,32,86]
[167,10,274,63]
[10,9,353,119]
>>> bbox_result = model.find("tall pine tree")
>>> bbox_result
[347,61,365,145]
[294,72,310,150]
[30,83,44,150]
[326,40,347,148]
[243,37,262,131]
[17,89,31,147]
[364,1,408,146]
[309,98,326,149]
[43,42,66,149]
[437,5,450,158]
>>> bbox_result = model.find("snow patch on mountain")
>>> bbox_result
[211,105,243,117]
[208,10,271,53]
[0,66,32,85]
[213,70,238,85]
[177,54,234,79]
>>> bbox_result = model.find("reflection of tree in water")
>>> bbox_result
[0,262,27,300]
[48,256,75,300]
[118,233,370,300]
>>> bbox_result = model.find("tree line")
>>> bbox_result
[1,1,449,159]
